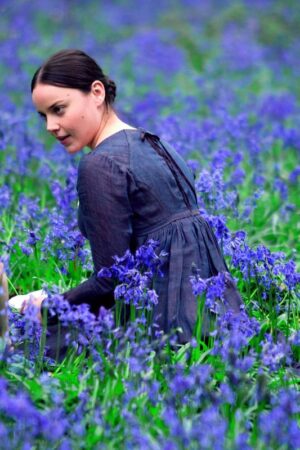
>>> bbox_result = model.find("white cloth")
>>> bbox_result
[8,290,47,312]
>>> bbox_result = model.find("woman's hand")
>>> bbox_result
[8,289,48,323]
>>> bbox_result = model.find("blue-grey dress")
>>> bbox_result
[57,128,242,345]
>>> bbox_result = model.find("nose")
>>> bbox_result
[46,116,60,133]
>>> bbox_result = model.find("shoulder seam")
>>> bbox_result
[123,130,131,169]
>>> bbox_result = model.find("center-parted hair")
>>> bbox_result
[30,49,116,106]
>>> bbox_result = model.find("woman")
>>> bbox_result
[10,49,242,347]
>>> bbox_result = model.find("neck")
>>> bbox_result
[91,107,114,149]
[91,108,136,149]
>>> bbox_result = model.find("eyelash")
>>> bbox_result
[53,105,65,115]
[39,106,65,121]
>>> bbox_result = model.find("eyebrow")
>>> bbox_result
[37,100,65,115]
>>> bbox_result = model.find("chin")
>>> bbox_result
[65,145,82,154]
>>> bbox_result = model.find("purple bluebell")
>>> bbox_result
[190,270,234,314]
[261,333,292,371]
[259,93,296,121]
[289,166,300,184]
[259,389,300,449]
[98,240,165,313]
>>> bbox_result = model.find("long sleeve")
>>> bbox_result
[61,152,133,314]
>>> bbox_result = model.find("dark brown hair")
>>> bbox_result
[31,49,116,106]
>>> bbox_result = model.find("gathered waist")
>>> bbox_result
[134,209,203,237]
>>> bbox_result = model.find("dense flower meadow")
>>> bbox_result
[0,0,299,448]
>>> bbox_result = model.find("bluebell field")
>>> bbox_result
[0,0,299,448]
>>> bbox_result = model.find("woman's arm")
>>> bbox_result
[45,152,134,317]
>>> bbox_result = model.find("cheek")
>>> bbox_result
[78,110,91,125]
[80,111,98,131]
[66,106,98,137]
[67,111,87,131]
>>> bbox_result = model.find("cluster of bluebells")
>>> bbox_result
[195,168,239,216]
[230,237,300,302]
[98,239,167,311]
[40,209,87,274]
[0,377,69,447]
[190,269,232,314]
[211,310,260,363]
[40,290,117,357]
[258,389,300,449]
[260,333,293,371]
[0,0,299,447]
[6,288,114,362]
[1,242,299,449]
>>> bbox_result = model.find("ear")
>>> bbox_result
[90,80,105,106]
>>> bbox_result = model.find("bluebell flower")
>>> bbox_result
[0,376,68,446]
[289,330,300,347]
[259,389,300,449]
[25,228,41,248]
[186,159,199,175]
[19,244,33,256]
[219,382,236,405]
[190,405,227,449]
[259,93,296,121]
[261,333,292,371]
[289,166,300,184]
[190,271,232,313]
[0,185,11,211]
[98,240,165,315]
[230,167,246,185]
[252,174,266,187]
[273,177,289,201]
[221,24,264,71]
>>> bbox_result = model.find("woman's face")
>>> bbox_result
[32,82,105,153]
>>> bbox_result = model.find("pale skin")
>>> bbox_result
[10,80,136,320]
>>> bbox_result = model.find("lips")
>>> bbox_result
[57,135,71,144]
